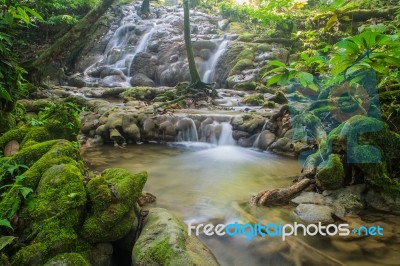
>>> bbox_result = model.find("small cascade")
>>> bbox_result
[218,123,236,146]
[83,14,157,86]
[252,119,268,148]
[176,118,199,142]
[127,23,157,76]
[202,38,230,83]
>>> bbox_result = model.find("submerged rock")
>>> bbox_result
[132,208,219,266]
[295,204,334,224]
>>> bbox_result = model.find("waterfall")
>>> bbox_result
[84,18,157,85]
[218,123,236,146]
[177,118,199,142]
[252,119,268,148]
[202,38,230,83]
[127,23,156,76]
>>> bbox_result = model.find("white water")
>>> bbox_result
[252,119,268,148]
[218,122,236,146]
[202,38,230,83]
[176,118,199,142]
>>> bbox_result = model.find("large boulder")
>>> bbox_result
[315,154,345,190]
[132,208,219,266]
[81,168,147,243]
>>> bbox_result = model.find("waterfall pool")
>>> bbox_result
[81,143,400,266]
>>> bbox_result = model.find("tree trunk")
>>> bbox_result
[28,0,117,84]
[141,0,150,14]
[183,0,201,84]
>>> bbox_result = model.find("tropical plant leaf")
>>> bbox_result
[0,236,15,251]
[0,219,13,230]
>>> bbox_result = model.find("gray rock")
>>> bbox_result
[130,74,155,87]
[130,52,158,79]
[132,208,219,266]
[325,184,366,215]
[365,189,400,215]
[295,204,334,223]
[291,192,326,205]
[258,130,276,150]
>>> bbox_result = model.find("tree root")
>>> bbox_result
[251,178,312,206]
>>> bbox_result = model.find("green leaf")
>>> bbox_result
[23,7,43,21]
[268,60,286,68]
[0,236,15,251]
[267,74,283,85]
[0,219,13,230]
[324,14,338,31]
[19,187,33,199]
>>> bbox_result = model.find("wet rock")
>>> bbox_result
[123,124,140,141]
[295,204,334,223]
[88,135,104,147]
[357,239,387,257]
[325,184,366,215]
[232,130,251,141]
[130,52,158,79]
[258,130,276,150]
[365,189,400,215]
[232,114,264,134]
[4,140,19,156]
[130,74,155,87]
[100,68,125,79]
[89,243,113,266]
[291,192,325,205]
[43,253,88,266]
[132,208,218,266]
[67,74,86,88]
[270,137,294,152]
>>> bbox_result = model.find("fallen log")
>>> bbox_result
[251,178,312,206]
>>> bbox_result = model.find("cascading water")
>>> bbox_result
[252,119,268,148]
[218,122,236,146]
[176,118,199,142]
[202,38,230,83]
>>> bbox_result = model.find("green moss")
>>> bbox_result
[256,84,275,94]
[0,111,16,134]
[230,59,254,75]
[21,140,83,189]
[0,140,59,176]
[81,169,147,243]
[17,99,53,113]
[11,243,47,266]
[316,154,344,190]
[257,43,272,53]
[226,22,246,34]
[270,91,288,104]
[119,87,157,101]
[263,101,276,108]
[0,127,29,152]
[233,81,257,91]
[243,94,265,106]
[0,186,21,220]
[43,253,89,266]
[237,33,256,42]
[20,127,52,148]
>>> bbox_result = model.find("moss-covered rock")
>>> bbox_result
[0,111,16,134]
[230,59,254,75]
[43,253,89,266]
[263,101,276,108]
[132,208,218,266]
[270,91,288,104]
[316,154,345,190]
[232,114,264,134]
[243,94,264,106]
[81,168,147,243]
[12,163,90,266]
[237,33,256,42]
[0,127,30,152]
[233,81,257,91]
